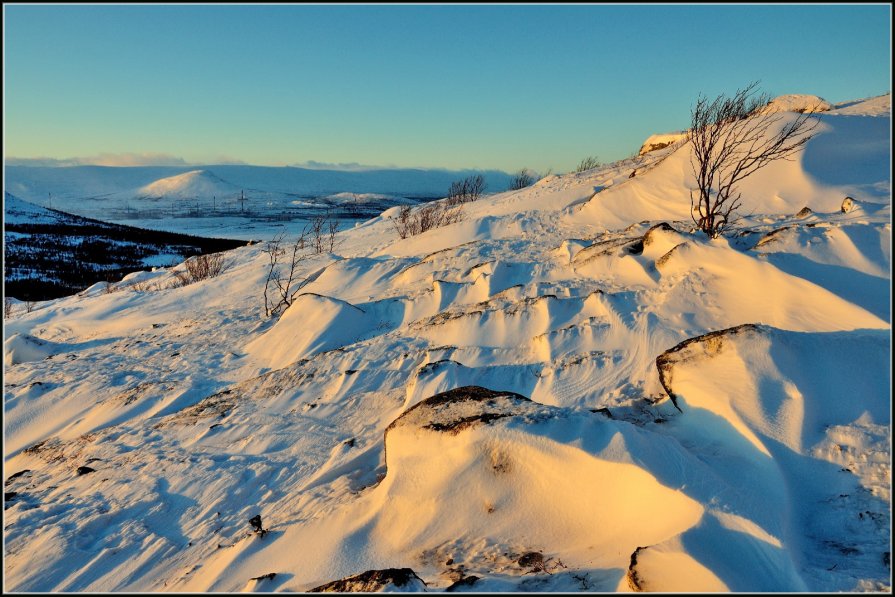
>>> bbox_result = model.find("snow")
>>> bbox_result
[830,93,891,116]
[134,170,241,201]
[759,94,833,114]
[4,193,74,226]
[3,92,890,592]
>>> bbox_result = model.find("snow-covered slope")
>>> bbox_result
[3,94,890,593]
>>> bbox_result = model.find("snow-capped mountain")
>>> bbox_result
[133,170,242,201]
[3,93,890,592]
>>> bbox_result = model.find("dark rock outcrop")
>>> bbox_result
[309,568,426,592]
[386,386,536,438]
[626,546,648,591]
[445,575,480,591]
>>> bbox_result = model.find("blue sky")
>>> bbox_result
[4,4,891,173]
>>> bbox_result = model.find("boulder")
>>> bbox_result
[841,196,858,213]
[309,568,426,592]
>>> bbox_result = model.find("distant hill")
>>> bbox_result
[3,163,517,213]
[134,169,242,201]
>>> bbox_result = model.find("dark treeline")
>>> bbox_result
[5,219,245,301]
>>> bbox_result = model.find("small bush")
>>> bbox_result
[392,202,463,239]
[172,252,227,287]
[575,156,601,173]
[446,175,486,206]
[509,168,535,190]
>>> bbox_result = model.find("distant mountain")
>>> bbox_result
[3,164,517,210]
[133,169,242,201]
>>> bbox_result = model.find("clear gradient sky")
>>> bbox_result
[3,3,891,173]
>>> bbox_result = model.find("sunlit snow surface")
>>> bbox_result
[3,94,890,592]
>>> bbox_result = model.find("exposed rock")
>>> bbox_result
[655,242,688,269]
[638,132,688,155]
[572,237,644,265]
[386,386,540,438]
[796,206,813,217]
[626,546,648,591]
[4,469,31,485]
[655,324,764,412]
[250,572,276,582]
[249,514,267,537]
[76,466,96,476]
[308,568,427,592]
[641,222,679,247]
[841,196,858,213]
[752,226,794,249]
[518,551,545,569]
[445,575,480,591]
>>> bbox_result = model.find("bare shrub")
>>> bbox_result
[689,81,820,238]
[129,280,159,293]
[103,271,117,294]
[391,202,464,239]
[4,297,13,318]
[575,156,601,173]
[172,252,228,287]
[262,229,314,317]
[447,174,486,206]
[308,212,340,254]
[509,168,535,190]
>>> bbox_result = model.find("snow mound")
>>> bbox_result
[830,93,891,116]
[654,324,890,589]
[760,94,832,114]
[298,385,707,590]
[136,169,240,200]
[245,293,372,369]
[4,333,57,366]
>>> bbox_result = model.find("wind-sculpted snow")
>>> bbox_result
[653,325,890,591]
[3,94,890,592]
